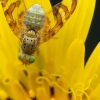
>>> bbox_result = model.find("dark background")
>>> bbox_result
[50,0,100,63]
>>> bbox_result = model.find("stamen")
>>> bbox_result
[19,81,27,92]
[3,76,12,85]
[23,69,28,77]
[6,97,12,100]
[39,72,42,76]
[56,76,60,81]
[31,97,37,100]
[50,86,54,97]
[68,89,72,99]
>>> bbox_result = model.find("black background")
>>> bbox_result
[50,0,100,63]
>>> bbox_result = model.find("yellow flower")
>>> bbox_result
[0,0,98,100]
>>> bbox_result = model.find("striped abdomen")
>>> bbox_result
[24,4,45,31]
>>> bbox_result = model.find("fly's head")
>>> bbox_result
[18,53,35,65]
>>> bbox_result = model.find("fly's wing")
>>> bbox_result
[38,0,77,43]
[1,0,27,39]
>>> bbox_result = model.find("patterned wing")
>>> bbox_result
[1,0,27,39]
[38,0,77,43]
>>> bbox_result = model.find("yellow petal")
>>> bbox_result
[36,87,48,100]
[90,83,100,100]
[0,75,29,99]
[81,43,100,83]
[63,39,85,87]
[0,89,8,100]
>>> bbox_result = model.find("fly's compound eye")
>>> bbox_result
[29,56,35,63]
[18,54,21,60]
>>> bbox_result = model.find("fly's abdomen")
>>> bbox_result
[24,4,45,31]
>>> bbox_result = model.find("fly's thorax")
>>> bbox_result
[24,4,45,31]
[18,53,35,65]
[26,30,36,38]
[21,30,40,55]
